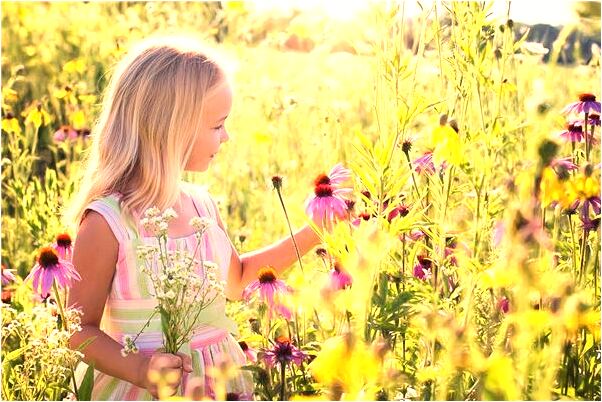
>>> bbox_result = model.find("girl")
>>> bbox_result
[67,36,323,400]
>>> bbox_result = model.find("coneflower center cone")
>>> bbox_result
[258,267,277,284]
[579,93,597,102]
[314,183,334,197]
[38,247,59,267]
[56,233,72,248]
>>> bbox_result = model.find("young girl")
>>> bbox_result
[67,36,322,400]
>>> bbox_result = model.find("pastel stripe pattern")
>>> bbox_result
[75,184,253,400]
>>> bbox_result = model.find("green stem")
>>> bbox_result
[275,186,304,273]
[52,282,67,331]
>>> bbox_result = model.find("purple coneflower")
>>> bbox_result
[54,233,73,261]
[26,246,81,297]
[558,122,585,143]
[53,125,78,142]
[305,183,350,222]
[562,93,601,115]
[413,255,433,281]
[329,262,353,290]
[263,336,307,368]
[1,264,16,286]
[242,267,292,320]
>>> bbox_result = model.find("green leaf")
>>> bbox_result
[77,363,95,401]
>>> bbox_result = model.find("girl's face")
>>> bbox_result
[185,81,232,172]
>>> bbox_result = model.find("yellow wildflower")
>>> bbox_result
[431,124,464,166]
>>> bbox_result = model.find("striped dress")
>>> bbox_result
[75,184,254,400]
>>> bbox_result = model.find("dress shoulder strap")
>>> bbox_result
[83,194,137,243]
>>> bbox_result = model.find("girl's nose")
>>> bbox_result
[221,129,230,143]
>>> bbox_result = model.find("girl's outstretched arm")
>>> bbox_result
[212,199,321,300]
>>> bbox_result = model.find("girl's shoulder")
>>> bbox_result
[81,192,134,244]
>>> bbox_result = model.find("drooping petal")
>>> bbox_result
[242,281,260,301]
[41,267,55,296]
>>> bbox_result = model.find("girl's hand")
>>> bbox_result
[139,352,193,398]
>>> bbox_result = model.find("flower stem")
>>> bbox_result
[579,229,588,285]
[52,282,67,331]
[275,186,304,273]
[584,112,590,162]
[280,361,287,401]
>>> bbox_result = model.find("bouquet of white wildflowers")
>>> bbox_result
[122,207,225,356]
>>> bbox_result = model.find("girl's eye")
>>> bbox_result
[213,124,224,131]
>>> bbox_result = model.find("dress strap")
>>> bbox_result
[83,195,137,243]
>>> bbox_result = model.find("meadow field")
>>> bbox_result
[1,1,600,400]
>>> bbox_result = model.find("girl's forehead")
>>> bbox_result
[203,82,232,119]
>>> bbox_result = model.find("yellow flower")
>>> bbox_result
[566,170,600,202]
[1,113,21,135]
[431,124,463,166]
[539,167,565,207]
[309,334,381,400]
[22,103,51,129]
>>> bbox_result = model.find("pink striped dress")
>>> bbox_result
[75,184,254,400]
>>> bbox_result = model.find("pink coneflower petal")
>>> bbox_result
[41,268,55,296]
[1,266,16,286]
[242,281,260,301]
[327,163,352,186]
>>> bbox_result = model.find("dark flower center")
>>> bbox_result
[590,113,600,122]
[271,176,283,190]
[273,336,294,362]
[38,246,59,268]
[567,123,583,133]
[579,93,596,102]
[258,267,277,284]
[417,255,432,268]
[56,233,72,247]
[314,183,334,197]
[314,174,331,186]
[315,248,328,258]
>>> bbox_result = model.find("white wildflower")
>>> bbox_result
[144,206,161,218]
[190,216,213,233]
[162,208,178,221]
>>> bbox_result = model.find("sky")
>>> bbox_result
[250,0,582,26]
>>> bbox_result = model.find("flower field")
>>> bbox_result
[1,2,601,401]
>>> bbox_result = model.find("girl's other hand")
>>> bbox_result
[139,352,193,398]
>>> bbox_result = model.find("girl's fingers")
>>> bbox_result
[176,352,194,373]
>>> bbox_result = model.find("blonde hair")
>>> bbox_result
[64,35,228,229]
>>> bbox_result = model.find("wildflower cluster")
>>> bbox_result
[123,207,224,356]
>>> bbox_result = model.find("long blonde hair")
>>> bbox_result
[64,36,227,230]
